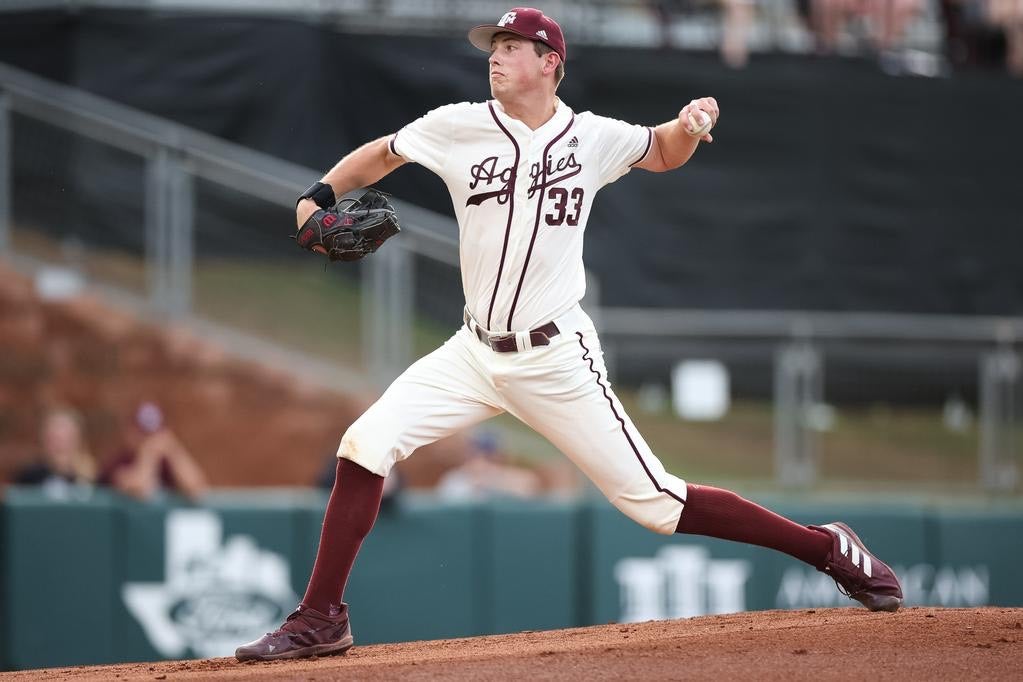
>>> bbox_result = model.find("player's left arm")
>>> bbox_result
[297,136,407,227]
[636,97,719,173]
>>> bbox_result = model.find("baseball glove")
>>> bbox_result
[295,188,400,262]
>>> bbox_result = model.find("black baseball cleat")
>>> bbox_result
[812,522,904,612]
[235,603,353,662]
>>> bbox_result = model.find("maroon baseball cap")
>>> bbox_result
[468,7,566,63]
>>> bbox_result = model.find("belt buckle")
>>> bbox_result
[473,323,505,351]
[489,333,514,352]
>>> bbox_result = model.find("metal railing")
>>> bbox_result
[598,307,1021,492]
[0,61,458,390]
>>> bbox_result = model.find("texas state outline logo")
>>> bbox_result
[122,509,299,658]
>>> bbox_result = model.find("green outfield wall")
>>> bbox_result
[1,487,1021,671]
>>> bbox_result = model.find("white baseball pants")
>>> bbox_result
[338,304,687,534]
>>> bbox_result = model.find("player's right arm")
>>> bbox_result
[636,98,719,173]
[296,136,406,227]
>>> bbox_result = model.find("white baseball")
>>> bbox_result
[686,108,713,137]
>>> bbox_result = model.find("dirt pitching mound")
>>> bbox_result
[4,607,1021,681]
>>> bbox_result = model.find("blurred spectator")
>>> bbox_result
[871,0,927,54]
[435,430,542,501]
[942,0,1021,74]
[721,0,756,67]
[99,401,208,501]
[800,0,925,57]
[650,0,756,68]
[11,407,96,496]
[985,0,1023,74]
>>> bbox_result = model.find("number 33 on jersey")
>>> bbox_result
[389,99,652,333]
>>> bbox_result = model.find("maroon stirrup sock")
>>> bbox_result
[675,483,832,569]
[301,459,385,613]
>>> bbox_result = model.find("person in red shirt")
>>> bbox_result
[99,401,208,501]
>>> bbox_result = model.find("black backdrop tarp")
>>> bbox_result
[2,9,1022,316]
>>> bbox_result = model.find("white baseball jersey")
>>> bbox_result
[389,98,652,332]
[341,98,688,535]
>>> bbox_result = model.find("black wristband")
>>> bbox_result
[297,181,336,210]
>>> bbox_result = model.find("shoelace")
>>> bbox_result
[262,609,308,637]
[829,575,867,599]
[824,562,870,600]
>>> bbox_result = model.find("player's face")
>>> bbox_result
[489,34,545,98]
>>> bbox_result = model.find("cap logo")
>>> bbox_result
[498,11,517,27]
[536,29,548,40]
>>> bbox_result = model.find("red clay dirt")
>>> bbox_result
[4,607,1021,681]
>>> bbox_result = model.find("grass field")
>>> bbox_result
[188,258,1008,492]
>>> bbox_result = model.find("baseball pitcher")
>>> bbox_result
[236,7,903,662]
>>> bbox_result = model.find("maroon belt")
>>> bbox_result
[465,311,560,353]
